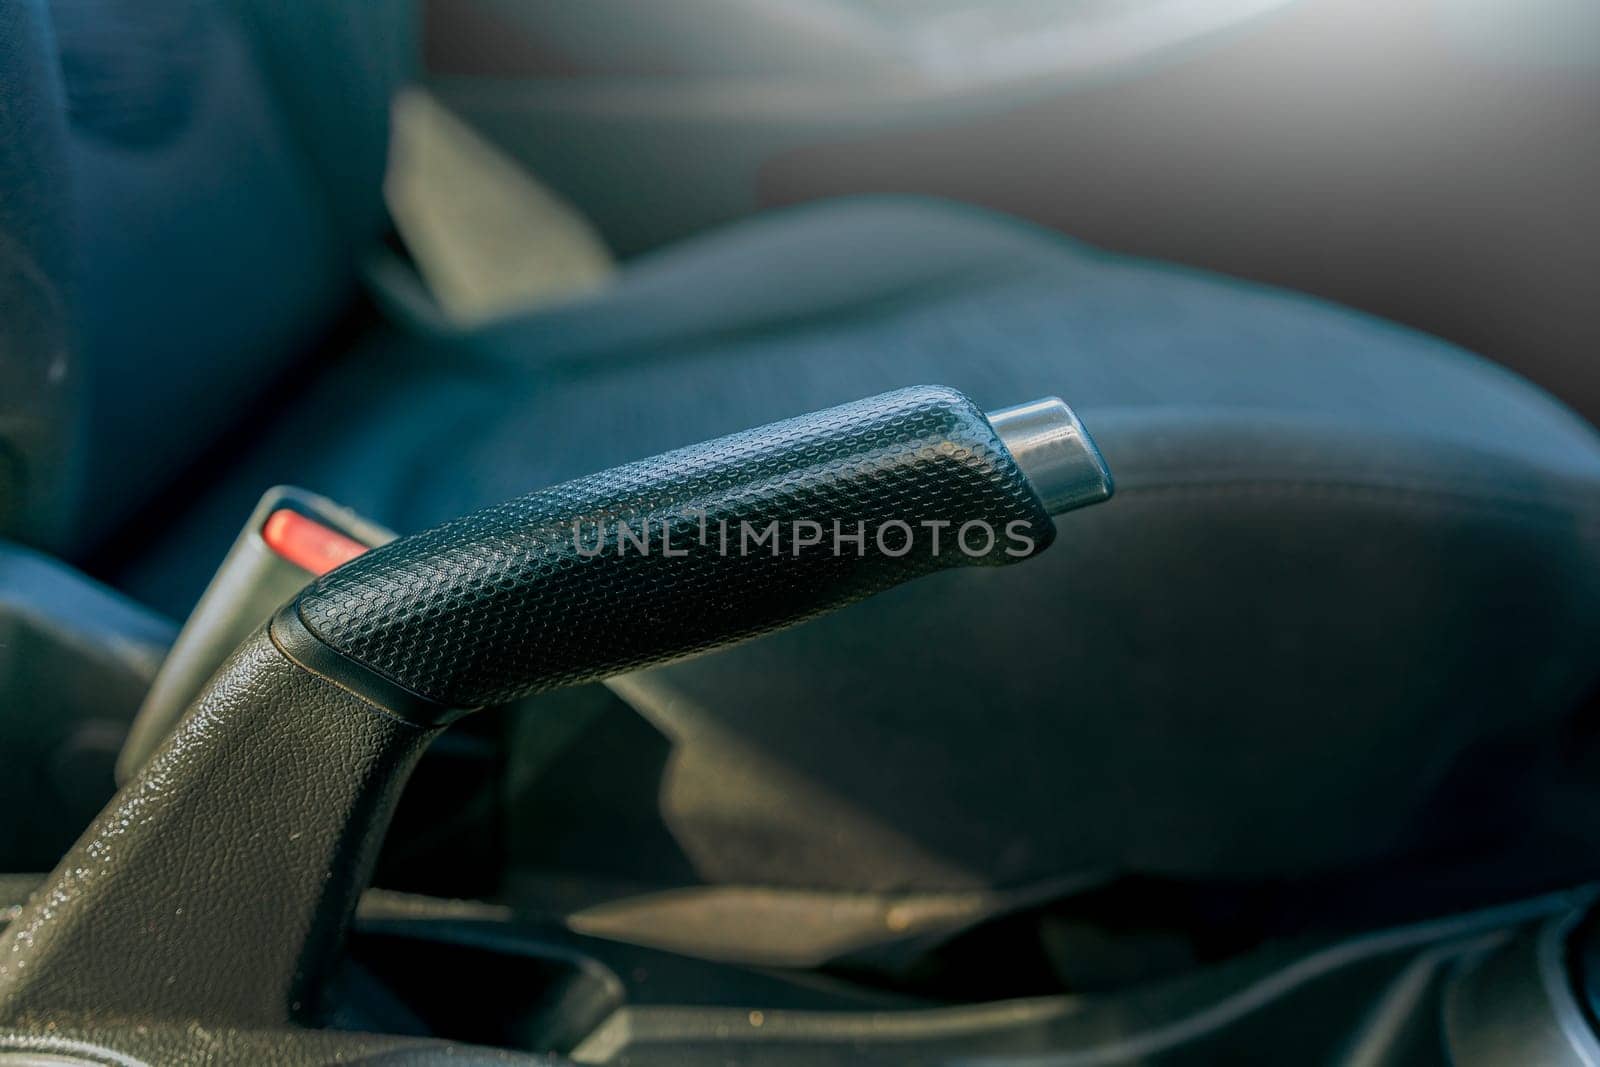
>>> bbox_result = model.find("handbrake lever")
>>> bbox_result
[0,386,1110,1029]
[285,387,1108,717]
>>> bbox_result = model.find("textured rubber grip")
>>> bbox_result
[295,385,1054,709]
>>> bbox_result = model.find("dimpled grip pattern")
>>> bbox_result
[296,385,1054,709]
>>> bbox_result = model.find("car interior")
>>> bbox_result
[0,0,1598,1062]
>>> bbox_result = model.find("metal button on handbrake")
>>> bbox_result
[988,396,1114,515]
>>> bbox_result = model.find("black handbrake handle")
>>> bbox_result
[284,384,1108,717]
[0,386,1110,1029]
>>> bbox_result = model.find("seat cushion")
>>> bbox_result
[119,196,1600,898]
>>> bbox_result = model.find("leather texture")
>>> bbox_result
[0,628,439,1027]
[297,385,1053,709]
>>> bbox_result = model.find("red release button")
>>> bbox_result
[261,508,370,575]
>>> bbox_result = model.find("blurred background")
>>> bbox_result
[424,0,1600,421]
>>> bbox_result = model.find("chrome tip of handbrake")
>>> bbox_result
[987,397,1114,516]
